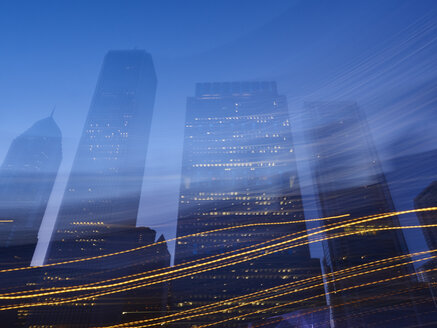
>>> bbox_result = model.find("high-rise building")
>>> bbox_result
[172,82,324,327]
[0,113,61,268]
[305,101,424,327]
[46,50,157,263]
[21,50,170,327]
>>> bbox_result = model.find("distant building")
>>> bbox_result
[385,144,437,253]
[46,49,157,263]
[19,50,170,327]
[415,181,437,252]
[415,181,437,289]
[305,101,423,327]
[0,114,61,268]
[172,82,325,327]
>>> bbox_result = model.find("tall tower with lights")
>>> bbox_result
[172,82,324,326]
[46,50,157,263]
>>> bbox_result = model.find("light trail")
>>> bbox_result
[0,208,435,302]
[3,208,434,298]
[0,210,408,299]
[254,288,434,328]
[2,221,437,313]
[1,207,432,299]
[99,251,437,328]
[0,212,381,297]
[195,266,437,328]
[0,213,350,274]
[330,298,434,328]
[95,249,437,328]
[0,217,334,297]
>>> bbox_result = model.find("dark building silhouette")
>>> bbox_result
[386,147,437,215]
[305,101,425,327]
[415,181,437,252]
[46,49,157,263]
[172,82,324,327]
[0,114,61,269]
[247,306,330,328]
[414,182,437,321]
[24,227,170,327]
[415,181,437,284]
[385,135,437,253]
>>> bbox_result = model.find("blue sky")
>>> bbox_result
[0,0,436,264]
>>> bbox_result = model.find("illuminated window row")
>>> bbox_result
[71,221,105,226]
[192,114,277,121]
[201,211,289,216]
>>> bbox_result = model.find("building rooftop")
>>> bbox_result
[195,81,277,97]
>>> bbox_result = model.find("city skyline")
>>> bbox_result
[0,0,431,266]
[0,49,436,326]
[1,1,437,327]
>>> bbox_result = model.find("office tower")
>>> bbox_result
[305,102,423,327]
[173,82,324,327]
[46,50,157,263]
[24,50,169,327]
[0,113,61,268]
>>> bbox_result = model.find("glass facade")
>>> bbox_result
[172,82,324,326]
[306,101,424,327]
[46,50,157,262]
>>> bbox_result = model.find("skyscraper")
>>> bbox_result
[0,113,61,268]
[172,82,324,327]
[46,50,157,263]
[305,101,422,327]
[24,50,170,327]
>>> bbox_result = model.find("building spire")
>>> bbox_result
[50,105,56,118]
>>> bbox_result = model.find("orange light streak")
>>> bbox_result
[1,221,436,312]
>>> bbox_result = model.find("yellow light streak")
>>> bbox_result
[0,208,435,302]
[97,249,437,328]
[2,222,436,312]
[0,213,350,274]
[0,213,371,296]
[254,288,433,328]
[3,206,434,303]
[101,252,436,328]
[195,266,437,327]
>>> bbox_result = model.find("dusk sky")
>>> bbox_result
[0,0,436,264]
